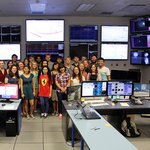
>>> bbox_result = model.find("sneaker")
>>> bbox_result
[44,113,48,118]
[30,114,35,119]
[58,113,62,119]
[41,113,45,117]
[26,114,30,120]
[55,113,59,117]
[51,112,55,116]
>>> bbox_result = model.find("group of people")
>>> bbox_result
[0,54,111,119]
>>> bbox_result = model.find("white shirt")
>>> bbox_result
[97,66,110,81]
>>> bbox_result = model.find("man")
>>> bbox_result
[90,54,97,65]
[45,54,53,70]
[72,56,80,67]
[97,57,111,81]
[11,54,18,66]
[65,56,74,77]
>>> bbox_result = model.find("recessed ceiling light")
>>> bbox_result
[76,4,95,12]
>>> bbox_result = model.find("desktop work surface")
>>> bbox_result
[67,110,138,150]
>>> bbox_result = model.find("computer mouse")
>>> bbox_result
[2,104,6,106]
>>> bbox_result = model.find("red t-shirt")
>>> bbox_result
[39,75,51,97]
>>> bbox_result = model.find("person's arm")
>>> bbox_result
[4,77,8,83]
[32,75,35,96]
[49,85,52,98]
[20,78,24,98]
[107,75,111,80]
[87,73,90,81]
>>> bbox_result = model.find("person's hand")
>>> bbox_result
[33,92,35,96]
[21,93,25,99]
[49,94,51,98]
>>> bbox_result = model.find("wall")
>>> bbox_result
[0,16,146,81]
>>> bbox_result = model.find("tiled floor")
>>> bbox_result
[0,114,149,150]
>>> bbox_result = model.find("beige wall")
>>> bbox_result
[0,16,148,82]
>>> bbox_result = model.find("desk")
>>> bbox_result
[62,100,150,140]
[0,99,22,136]
[94,100,150,115]
[67,110,137,150]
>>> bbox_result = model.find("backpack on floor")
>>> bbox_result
[121,117,141,137]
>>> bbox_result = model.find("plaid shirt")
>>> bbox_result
[55,72,70,89]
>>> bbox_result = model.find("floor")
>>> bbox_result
[0,114,149,150]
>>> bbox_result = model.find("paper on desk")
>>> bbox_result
[3,105,15,109]
[120,103,129,107]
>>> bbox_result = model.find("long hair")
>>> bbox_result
[9,65,19,78]
[72,66,83,83]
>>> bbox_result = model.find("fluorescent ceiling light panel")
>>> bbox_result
[30,3,46,13]
[76,4,95,12]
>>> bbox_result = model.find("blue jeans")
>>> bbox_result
[57,91,67,114]
[40,97,49,113]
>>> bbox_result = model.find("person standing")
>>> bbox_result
[97,57,111,81]
[39,66,52,118]
[20,66,35,119]
[0,61,7,83]
[87,64,98,81]
[55,64,70,118]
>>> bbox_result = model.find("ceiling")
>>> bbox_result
[0,0,150,17]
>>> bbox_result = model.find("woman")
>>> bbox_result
[23,58,29,67]
[18,61,24,77]
[5,65,19,84]
[55,64,70,118]
[79,63,87,81]
[87,64,98,81]
[20,66,35,119]
[39,66,52,118]
[0,60,7,83]
[71,66,85,86]
[51,62,59,116]
[31,61,39,113]
[7,60,13,74]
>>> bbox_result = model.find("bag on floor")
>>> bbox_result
[121,117,141,137]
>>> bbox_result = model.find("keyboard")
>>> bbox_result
[83,100,105,104]
[114,99,130,102]
[90,103,109,107]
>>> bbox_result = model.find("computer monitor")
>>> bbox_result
[133,83,150,97]
[67,85,81,101]
[81,81,107,97]
[0,84,19,102]
[107,81,133,96]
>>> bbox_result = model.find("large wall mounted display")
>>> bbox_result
[130,17,150,33]
[131,34,150,49]
[26,43,64,62]
[70,25,98,42]
[130,51,142,65]
[26,20,64,42]
[101,26,128,42]
[0,25,21,43]
[101,43,128,60]
[0,44,20,60]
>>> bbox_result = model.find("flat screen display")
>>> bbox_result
[0,84,18,99]
[70,25,98,42]
[101,26,128,42]
[26,20,64,41]
[133,83,150,97]
[131,34,150,49]
[142,51,150,65]
[81,81,107,97]
[130,51,142,65]
[107,81,133,96]
[130,18,150,33]
[0,44,20,60]
[101,43,128,60]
